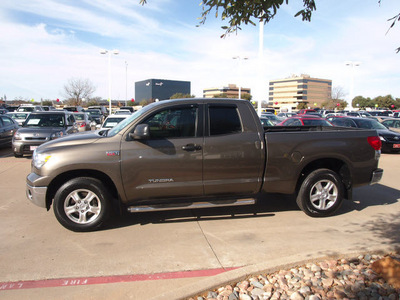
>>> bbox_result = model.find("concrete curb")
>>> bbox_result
[151,247,394,300]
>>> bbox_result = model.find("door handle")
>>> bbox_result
[182,144,202,151]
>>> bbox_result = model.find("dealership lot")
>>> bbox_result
[0,147,399,299]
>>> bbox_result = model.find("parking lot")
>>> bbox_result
[0,147,399,299]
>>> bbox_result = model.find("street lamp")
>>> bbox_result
[125,61,128,106]
[100,49,119,114]
[233,56,249,100]
[345,61,360,110]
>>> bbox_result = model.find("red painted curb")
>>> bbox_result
[0,267,239,291]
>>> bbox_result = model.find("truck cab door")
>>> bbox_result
[120,104,204,202]
[203,103,264,196]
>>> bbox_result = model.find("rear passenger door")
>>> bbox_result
[203,103,264,196]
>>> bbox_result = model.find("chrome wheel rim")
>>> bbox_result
[309,179,338,210]
[64,189,101,224]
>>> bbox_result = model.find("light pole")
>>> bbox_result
[125,61,128,106]
[345,61,360,110]
[233,56,249,100]
[100,49,119,114]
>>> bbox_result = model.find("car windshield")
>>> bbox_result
[74,114,85,120]
[103,117,126,128]
[86,110,101,116]
[24,114,65,127]
[302,119,333,126]
[8,113,29,120]
[107,105,155,137]
[354,118,387,130]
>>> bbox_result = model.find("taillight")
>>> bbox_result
[367,136,382,151]
[80,122,86,127]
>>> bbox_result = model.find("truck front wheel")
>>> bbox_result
[296,169,344,217]
[53,177,111,231]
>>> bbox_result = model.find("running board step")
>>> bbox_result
[127,198,256,213]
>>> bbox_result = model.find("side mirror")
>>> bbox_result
[130,124,150,140]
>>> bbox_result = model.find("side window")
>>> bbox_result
[209,106,242,136]
[143,106,197,139]
[289,119,301,126]
[1,116,13,126]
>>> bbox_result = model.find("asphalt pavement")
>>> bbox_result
[0,147,399,300]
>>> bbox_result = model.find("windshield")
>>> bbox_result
[354,118,387,130]
[86,110,101,116]
[24,114,65,127]
[302,119,332,126]
[9,113,29,120]
[74,114,85,120]
[107,106,153,137]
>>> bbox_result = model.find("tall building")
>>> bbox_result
[269,75,332,111]
[135,79,191,102]
[203,84,251,99]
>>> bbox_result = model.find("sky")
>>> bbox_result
[1,0,399,104]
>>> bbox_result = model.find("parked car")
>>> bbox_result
[380,118,400,133]
[297,109,317,115]
[42,106,56,111]
[0,108,7,115]
[277,116,333,126]
[327,116,400,153]
[88,106,108,116]
[0,115,19,148]
[17,105,44,112]
[26,98,383,231]
[85,109,104,125]
[119,106,135,113]
[6,112,30,126]
[369,110,393,117]
[260,113,281,125]
[99,114,130,129]
[277,112,297,119]
[63,106,83,112]
[73,112,93,132]
[114,109,132,115]
[259,117,275,127]
[12,111,78,157]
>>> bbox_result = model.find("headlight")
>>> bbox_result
[379,136,385,141]
[32,150,52,169]
[13,131,21,140]
[50,131,64,140]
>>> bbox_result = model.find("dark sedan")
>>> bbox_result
[327,116,400,153]
[0,115,19,148]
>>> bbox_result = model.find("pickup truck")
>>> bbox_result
[26,99,383,231]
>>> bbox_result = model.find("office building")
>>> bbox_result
[135,79,191,102]
[269,75,332,111]
[203,84,251,99]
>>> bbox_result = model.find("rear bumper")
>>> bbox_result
[370,168,383,185]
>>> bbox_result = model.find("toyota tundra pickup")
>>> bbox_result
[26,99,383,231]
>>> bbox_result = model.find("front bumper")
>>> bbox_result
[370,168,383,185]
[26,183,47,208]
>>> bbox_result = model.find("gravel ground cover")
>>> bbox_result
[189,253,400,300]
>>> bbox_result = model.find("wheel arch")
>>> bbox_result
[46,170,120,210]
[296,158,351,199]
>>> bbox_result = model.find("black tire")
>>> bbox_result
[14,153,23,158]
[53,177,111,232]
[296,168,344,217]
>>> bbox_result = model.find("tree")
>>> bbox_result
[63,78,96,106]
[170,93,195,99]
[297,102,308,110]
[141,1,398,50]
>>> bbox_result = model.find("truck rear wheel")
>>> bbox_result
[296,169,344,217]
[53,177,111,231]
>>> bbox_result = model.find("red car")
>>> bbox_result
[297,109,317,115]
[277,115,333,126]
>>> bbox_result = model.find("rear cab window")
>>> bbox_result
[208,105,242,136]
